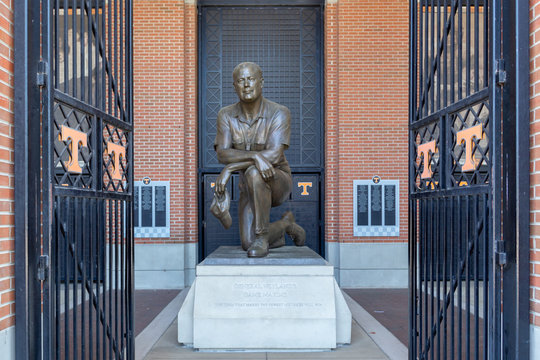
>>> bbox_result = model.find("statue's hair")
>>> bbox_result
[233,62,263,79]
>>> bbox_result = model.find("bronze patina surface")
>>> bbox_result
[212,62,306,257]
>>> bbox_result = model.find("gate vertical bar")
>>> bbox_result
[55,198,62,360]
[514,0,531,356]
[65,197,71,360]
[436,0,440,112]
[489,0,503,357]
[43,0,54,357]
[430,0,435,113]
[474,0,479,93]
[127,0,135,356]
[442,197,448,359]
[72,0,77,98]
[457,196,462,360]
[81,198,87,359]
[14,0,43,357]
[457,0,463,100]
[53,4,61,359]
[450,197,455,360]
[501,0,518,356]
[466,0,471,97]
[89,198,94,360]
[407,1,417,356]
[483,192,489,360]
[72,198,78,360]
[466,195,471,360]
[501,0,530,358]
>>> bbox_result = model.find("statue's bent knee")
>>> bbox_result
[244,166,270,191]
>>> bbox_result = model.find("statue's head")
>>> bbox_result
[232,62,264,103]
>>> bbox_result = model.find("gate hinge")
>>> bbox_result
[37,255,49,281]
[37,61,48,88]
[495,240,507,267]
[496,59,506,86]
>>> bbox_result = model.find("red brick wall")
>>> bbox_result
[133,0,197,245]
[133,0,408,250]
[530,0,540,329]
[0,0,14,333]
[325,1,339,244]
[325,0,409,244]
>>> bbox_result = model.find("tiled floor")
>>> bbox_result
[135,290,181,336]
[143,318,389,360]
[343,289,409,347]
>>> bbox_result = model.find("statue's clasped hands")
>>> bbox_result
[215,153,275,197]
[253,153,275,181]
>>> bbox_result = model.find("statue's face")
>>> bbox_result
[233,65,264,103]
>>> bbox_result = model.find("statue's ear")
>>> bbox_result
[261,78,264,88]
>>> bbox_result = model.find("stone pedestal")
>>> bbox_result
[177,246,351,351]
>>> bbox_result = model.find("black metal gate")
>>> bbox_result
[409,0,529,359]
[199,2,324,258]
[15,0,134,358]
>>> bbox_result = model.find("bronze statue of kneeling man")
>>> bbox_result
[211,62,306,258]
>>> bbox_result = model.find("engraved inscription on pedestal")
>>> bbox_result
[213,280,324,311]
[195,276,334,318]
[193,275,337,349]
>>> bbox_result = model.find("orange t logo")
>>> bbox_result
[456,124,483,172]
[298,182,313,196]
[417,141,436,179]
[60,125,88,174]
[106,142,126,180]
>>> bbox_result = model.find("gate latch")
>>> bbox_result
[37,61,48,88]
[496,59,506,86]
[495,240,507,267]
[37,255,49,281]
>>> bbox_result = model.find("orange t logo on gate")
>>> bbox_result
[456,124,483,172]
[298,182,313,196]
[60,125,88,174]
[417,140,436,179]
[106,142,126,180]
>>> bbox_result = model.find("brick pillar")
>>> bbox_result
[530,0,540,354]
[0,0,15,355]
[324,0,409,287]
[133,0,198,288]
[325,0,340,245]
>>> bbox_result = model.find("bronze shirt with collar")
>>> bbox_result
[214,97,292,174]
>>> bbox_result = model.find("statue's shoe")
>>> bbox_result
[282,211,306,246]
[247,238,269,257]
[269,235,285,249]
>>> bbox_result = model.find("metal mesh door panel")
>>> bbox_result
[200,5,323,258]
